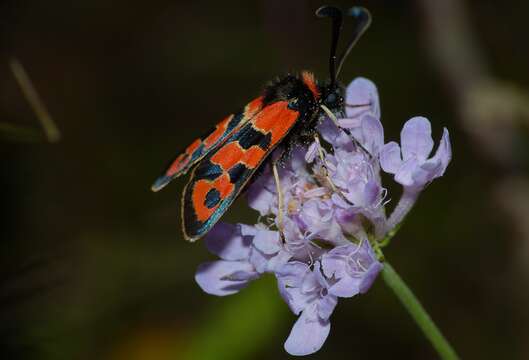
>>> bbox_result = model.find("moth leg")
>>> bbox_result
[272,161,286,242]
[319,104,372,157]
[313,133,354,207]
[313,133,337,194]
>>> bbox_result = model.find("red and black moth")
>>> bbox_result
[152,6,372,241]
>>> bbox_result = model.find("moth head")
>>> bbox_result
[320,81,344,115]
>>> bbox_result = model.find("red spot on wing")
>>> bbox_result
[187,139,201,155]
[244,146,266,168]
[253,101,299,144]
[166,139,202,176]
[210,100,298,171]
[210,142,265,170]
[192,174,234,222]
[166,154,186,176]
[203,115,231,148]
[302,71,320,100]
[210,143,241,170]
[244,96,263,118]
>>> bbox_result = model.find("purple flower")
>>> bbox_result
[276,239,382,355]
[194,77,452,356]
[196,219,382,355]
[321,241,383,297]
[342,77,381,124]
[380,117,452,191]
[195,223,257,296]
[276,261,336,356]
[195,223,290,296]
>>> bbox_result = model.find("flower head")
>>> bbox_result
[194,76,452,355]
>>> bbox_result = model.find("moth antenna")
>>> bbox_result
[335,6,372,78]
[315,5,343,87]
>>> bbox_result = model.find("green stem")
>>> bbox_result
[382,261,460,360]
[10,58,61,143]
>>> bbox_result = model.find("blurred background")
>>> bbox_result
[1,0,528,358]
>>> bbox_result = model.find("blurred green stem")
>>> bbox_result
[382,262,459,360]
[9,58,61,142]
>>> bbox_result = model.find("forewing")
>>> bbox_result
[151,96,263,191]
[182,100,301,241]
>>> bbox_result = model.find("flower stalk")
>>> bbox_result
[386,189,419,233]
[381,261,460,360]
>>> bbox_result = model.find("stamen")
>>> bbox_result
[308,249,314,266]
[349,237,364,256]
[374,187,388,209]
[355,259,368,272]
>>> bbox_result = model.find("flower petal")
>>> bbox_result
[239,223,258,237]
[301,270,320,294]
[266,250,292,273]
[362,179,382,207]
[412,158,443,186]
[317,118,353,150]
[278,284,311,315]
[337,117,362,129]
[345,77,381,119]
[195,260,258,296]
[361,114,384,154]
[284,306,331,356]
[205,223,251,261]
[253,228,281,255]
[317,117,341,144]
[305,141,319,163]
[317,294,338,320]
[321,255,344,279]
[409,128,452,188]
[400,117,434,162]
[380,141,402,174]
[359,261,384,293]
[331,193,350,208]
[246,184,275,216]
[248,247,268,274]
[430,127,452,177]
[276,261,310,288]
[276,262,312,314]
[394,157,419,187]
[328,275,361,297]
[289,147,309,173]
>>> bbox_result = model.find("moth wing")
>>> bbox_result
[182,100,301,241]
[151,96,264,192]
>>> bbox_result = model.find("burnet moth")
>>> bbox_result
[152,5,372,241]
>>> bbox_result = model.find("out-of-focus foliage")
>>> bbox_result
[181,277,287,360]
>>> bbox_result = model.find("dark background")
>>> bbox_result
[1,0,528,359]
